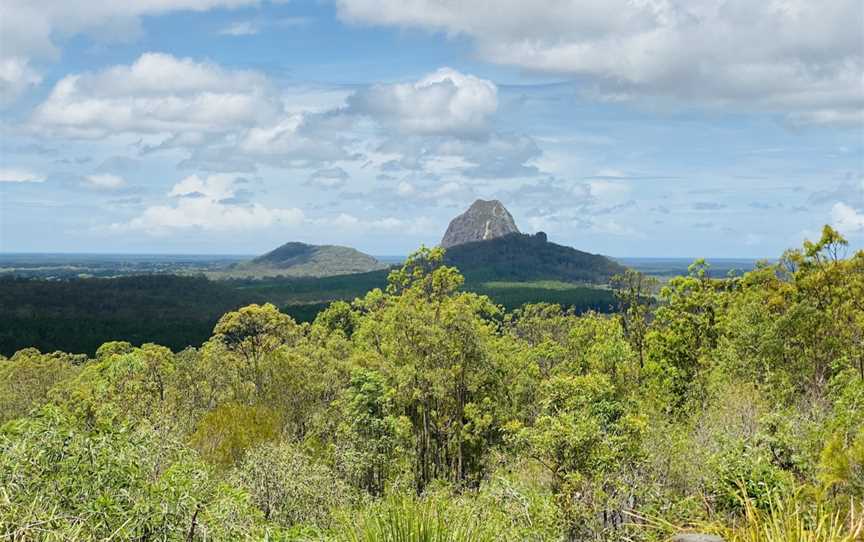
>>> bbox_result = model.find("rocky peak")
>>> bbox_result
[441,199,520,248]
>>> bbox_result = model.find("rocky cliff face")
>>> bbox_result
[440,199,520,248]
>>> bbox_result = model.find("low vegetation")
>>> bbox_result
[1,226,862,541]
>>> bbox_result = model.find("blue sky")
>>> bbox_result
[1,0,862,258]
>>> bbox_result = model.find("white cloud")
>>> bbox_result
[84,173,127,190]
[336,0,863,124]
[229,113,356,167]
[0,0,260,106]
[117,173,304,233]
[31,52,280,138]
[377,131,541,179]
[831,202,864,234]
[30,58,534,177]
[0,168,44,183]
[0,57,41,105]
[168,173,238,200]
[220,21,259,36]
[347,67,498,137]
[311,212,434,234]
[218,16,310,37]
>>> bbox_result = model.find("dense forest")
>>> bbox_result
[2,226,863,541]
[0,271,615,357]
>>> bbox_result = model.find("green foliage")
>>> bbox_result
[232,440,357,529]
[819,428,864,498]
[0,274,249,356]
[2,227,863,540]
[333,494,498,542]
[443,232,626,283]
[707,443,794,513]
[50,343,182,429]
[358,248,517,491]
[335,368,407,495]
[0,348,77,424]
[190,403,281,468]
[611,269,659,369]
[676,488,864,542]
[0,406,269,541]
[515,373,646,538]
[470,280,616,314]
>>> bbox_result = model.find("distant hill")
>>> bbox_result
[227,242,387,278]
[441,199,519,248]
[445,232,625,284]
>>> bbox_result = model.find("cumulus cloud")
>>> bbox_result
[84,173,127,190]
[336,0,863,124]
[27,53,359,172]
[832,202,864,234]
[31,52,280,138]
[0,168,43,183]
[0,0,260,105]
[117,173,304,233]
[339,68,542,179]
[28,58,538,178]
[230,112,358,167]
[347,67,498,137]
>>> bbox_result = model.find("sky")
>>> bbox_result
[0,0,862,258]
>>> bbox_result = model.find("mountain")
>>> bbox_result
[441,199,519,248]
[230,242,387,278]
[440,201,625,284]
[445,233,625,283]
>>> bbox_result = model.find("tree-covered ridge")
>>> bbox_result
[443,232,626,283]
[1,227,863,541]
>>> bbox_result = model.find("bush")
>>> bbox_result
[333,494,498,542]
[232,440,358,529]
[0,406,269,541]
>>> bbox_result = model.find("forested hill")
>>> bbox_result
[444,232,625,283]
[223,242,387,278]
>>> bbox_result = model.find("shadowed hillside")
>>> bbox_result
[445,232,625,283]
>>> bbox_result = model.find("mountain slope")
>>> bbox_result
[445,232,625,284]
[439,200,625,284]
[230,242,386,278]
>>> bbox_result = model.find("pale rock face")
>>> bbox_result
[440,199,519,248]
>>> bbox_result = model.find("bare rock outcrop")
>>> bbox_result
[440,199,519,248]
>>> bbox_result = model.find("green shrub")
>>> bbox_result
[232,440,358,529]
[333,494,497,542]
[0,406,269,541]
